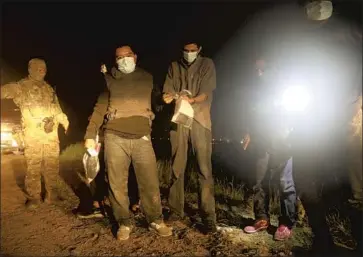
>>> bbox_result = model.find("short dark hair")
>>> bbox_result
[115,42,136,52]
[184,41,199,47]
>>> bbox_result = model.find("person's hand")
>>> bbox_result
[242,133,251,150]
[163,93,174,104]
[181,95,195,104]
[85,139,96,149]
[101,64,107,74]
[62,122,69,135]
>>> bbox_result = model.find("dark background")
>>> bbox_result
[1,1,362,146]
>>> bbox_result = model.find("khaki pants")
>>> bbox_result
[168,121,216,222]
[104,132,163,226]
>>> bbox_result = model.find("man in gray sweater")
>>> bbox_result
[84,45,172,241]
[163,41,217,234]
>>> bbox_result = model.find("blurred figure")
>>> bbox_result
[1,58,69,209]
[242,59,297,241]
[291,2,362,255]
[72,112,107,219]
[347,94,362,205]
[163,41,217,233]
[84,46,172,241]
[244,1,362,255]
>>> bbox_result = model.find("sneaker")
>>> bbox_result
[203,219,217,234]
[244,219,270,234]
[274,225,292,241]
[75,208,104,219]
[149,221,173,237]
[117,225,133,241]
[25,199,40,210]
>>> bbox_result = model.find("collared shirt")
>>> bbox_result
[163,56,217,131]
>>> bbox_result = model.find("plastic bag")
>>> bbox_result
[171,90,194,129]
[82,135,102,184]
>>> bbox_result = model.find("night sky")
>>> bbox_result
[1,2,362,143]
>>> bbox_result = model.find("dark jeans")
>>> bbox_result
[74,146,107,213]
[89,167,107,203]
[253,149,297,228]
[169,121,216,222]
[293,143,339,253]
[104,132,163,226]
[74,142,108,212]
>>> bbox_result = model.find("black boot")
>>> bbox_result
[202,218,217,234]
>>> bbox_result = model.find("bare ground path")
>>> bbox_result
[1,154,360,256]
[0,154,211,256]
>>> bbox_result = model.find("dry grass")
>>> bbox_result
[326,208,358,250]
[56,142,361,255]
[215,177,245,202]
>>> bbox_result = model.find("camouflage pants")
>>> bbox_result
[24,140,60,201]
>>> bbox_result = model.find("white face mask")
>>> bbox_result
[183,51,199,63]
[117,57,136,74]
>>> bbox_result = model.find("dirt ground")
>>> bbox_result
[0,154,360,257]
[1,154,214,256]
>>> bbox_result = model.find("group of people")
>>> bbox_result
[81,43,217,240]
[1,41,218,240]
[1,0,362,255]
[239,1,362,255]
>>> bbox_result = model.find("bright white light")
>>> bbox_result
[281,86,311,112]
[12,139,18,147]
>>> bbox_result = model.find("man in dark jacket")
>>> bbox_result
[84,45,172,241]
[163,41,217,233]
[247,1,362,255]
[242,59,297,241]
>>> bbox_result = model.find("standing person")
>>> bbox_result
[239,1,361,255]
[73,108,108,219]
[242,59,297,241]
[163,41,217,233]
[291,2,362,255]
[1,58,69,209]
[84,45,172,241]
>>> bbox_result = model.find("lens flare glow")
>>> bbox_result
[281,86,311,112]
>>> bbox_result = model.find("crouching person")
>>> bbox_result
[84,45,172,241]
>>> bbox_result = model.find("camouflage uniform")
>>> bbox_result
[1,58,69,207]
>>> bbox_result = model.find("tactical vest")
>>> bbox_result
[105,68,154,121]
